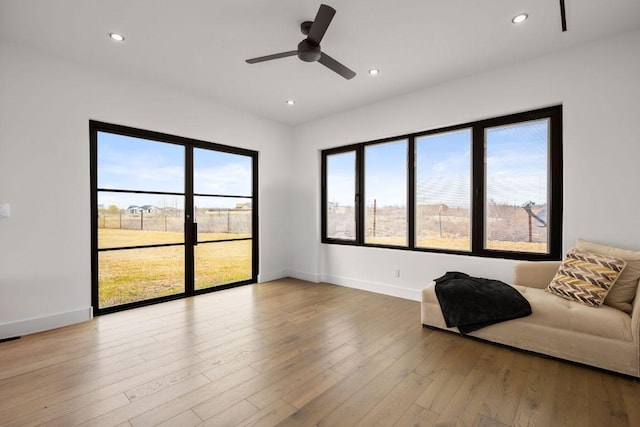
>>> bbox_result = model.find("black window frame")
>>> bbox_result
[321,105,563,261]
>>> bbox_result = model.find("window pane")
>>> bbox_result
[365,140,407,246]
[97,132,184,193]
[98,246,185,309]
[194,149,252,196]
[485,119,549,253]
[326,151,356,240]
[97,192,184,249]
[416,129,471,251]
[194,196,252,240]
[195,240,252,290]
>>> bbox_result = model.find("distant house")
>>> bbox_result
[235,202,252,210]
[126,205,161,214]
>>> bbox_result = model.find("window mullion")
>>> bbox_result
[549,107,564,258]
[356,145,365,245]
[471,125,485,255]
[321,154,328,241]
[407,136,416,249]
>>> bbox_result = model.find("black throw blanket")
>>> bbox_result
[434,272,532,334]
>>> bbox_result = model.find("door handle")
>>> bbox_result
[193,222,198,246]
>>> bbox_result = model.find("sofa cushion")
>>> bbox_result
[546,248,626,307]
[516,285,633,342]
[576,238,640,313]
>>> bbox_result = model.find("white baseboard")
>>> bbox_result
[280,269,421,301]
[257,270,288,283]
[321,274,421,301]
[285,270,321,283]
[0,307,93,340]
[257,269,422,302]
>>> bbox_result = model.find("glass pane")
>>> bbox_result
[98,192,184,248]
[485,119,549,253]
[415,129,471,251]
[97,132,184,193]
[326,151,356,240]
[194,148,252,196]
[194,196,252,241]
[195,240,252,290]
[365,140,407,246]
[98,246,185,308]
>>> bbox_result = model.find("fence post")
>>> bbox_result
[140,211,143,230]
[372,199,377,237]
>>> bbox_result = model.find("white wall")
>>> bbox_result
[290,29,640,300]
[0,41,293,339]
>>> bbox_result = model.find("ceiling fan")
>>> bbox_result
[245,4,356,80]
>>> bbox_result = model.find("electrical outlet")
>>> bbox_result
[395,269,400,278]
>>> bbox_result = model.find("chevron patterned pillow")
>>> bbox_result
[547,248,627,307]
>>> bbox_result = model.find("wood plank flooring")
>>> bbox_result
[1,278,639,426]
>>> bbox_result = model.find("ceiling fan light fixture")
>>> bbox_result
[286,100,295,106]
[109,32,125,41]
[512,13,528,24]
[368,69,380,76]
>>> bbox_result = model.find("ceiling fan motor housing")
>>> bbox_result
[300,21,313,36]
[297,39,321,62]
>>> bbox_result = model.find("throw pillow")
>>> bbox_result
[576,238,640,313]
[547,248,626,307]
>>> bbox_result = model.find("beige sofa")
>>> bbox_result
[421,261,640,377]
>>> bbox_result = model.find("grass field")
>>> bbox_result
[98,229,252,308]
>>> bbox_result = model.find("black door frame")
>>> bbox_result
[90,120,259,315]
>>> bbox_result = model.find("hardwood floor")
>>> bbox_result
[1,278,639,426]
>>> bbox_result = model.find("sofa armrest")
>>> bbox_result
[513,261,561,289]
[632,280,640,340]
[631,282,640,377]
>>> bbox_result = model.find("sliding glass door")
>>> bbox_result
[91,121,258,315]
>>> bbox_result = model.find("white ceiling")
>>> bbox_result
[1,0,639,126]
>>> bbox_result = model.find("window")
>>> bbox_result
[321,106,562,260]
[324,148,357,241]
[416,129,471,251]
[364,139,408,246]
[91,121,258,315]
[484,119,550,253]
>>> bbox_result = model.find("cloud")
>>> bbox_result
[193,162,252,196]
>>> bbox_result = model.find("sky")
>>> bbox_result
[98,118,548,213]
[97,132,252,210]
[326,119,549,209]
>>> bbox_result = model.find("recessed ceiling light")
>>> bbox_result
[512,13,528,24]
[286,100,295,106]
[368,69,380,76]
[109,33,125,42]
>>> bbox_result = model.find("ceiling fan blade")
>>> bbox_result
[318,52,356,80]
[307,4,336,45]
[245,50,297,64]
